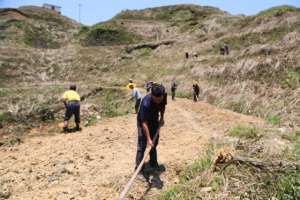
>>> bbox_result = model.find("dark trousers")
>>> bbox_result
[64,102,80,125]
[135,122,159,171]
[193,92,199,102]
[135,98,141,113]
[171,90,176,100]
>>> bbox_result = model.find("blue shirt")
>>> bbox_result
[137,94,166,126]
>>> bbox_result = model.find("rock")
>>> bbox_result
[84,154,93,161]
[0,185,11,199]
[60,167,73,175]
[47,176,58,183]
[200,187,212,193]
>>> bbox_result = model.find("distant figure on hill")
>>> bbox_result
[192,81,200,102]
[185,52,189,59]
[62,85,81,133]
[171,79,177,101]
[128,83,142,113]
[224,44,230,55]
[220,46,225,55]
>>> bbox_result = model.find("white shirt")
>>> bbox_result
[132,88,142,100]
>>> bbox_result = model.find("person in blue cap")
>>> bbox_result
[135,83,167,180]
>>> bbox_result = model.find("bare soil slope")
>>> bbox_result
[0,98,263,200]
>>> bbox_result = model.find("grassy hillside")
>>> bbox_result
[0,3,300,151]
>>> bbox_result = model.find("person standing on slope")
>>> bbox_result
[62,84,81,133]
[135,84,167,180]
[192,81,200,102]
[128,83,142,113]
[171,79,177,101]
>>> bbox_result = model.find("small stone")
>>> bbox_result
[60,167,73,175]
[200,187,212,192]
[85,154,93,161]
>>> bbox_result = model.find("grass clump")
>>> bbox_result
[24,25,60,48]
[228,125,259,139]
[267,114,281,125]
[84,114,98,127]
[256,5,299,17]
[153,144,216,200]
[80,22,141,46]
[280,69,300,89]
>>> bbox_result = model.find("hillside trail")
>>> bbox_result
[0,98,263,200]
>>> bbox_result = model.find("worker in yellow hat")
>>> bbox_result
[126,79,136,89]
[127,83,142,113]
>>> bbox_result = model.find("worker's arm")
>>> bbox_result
[159,107,165,127]
[63,100,67,108]
[127,90,134,101]
[62,93,68,108]
[142,121,153,147]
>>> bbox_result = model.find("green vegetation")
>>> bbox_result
[217,26,288,51]
[19,6,73,29]
[280,69,300,89]
[80,22,141,46]
[228,125,259,139]
[153,144,215,200]
[88,88,132,118]
[256,5,299,17]
[281,132,300,161]
[274,172,300,200]
[115,5,223,22]
[267,114,281,125]
[0,112,4,124]
[84,114,98,127]
[24,25,60,48]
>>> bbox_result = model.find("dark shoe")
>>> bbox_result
[75,127,82,132]
[136,172,148,182]
[150,163,165,172]
[63,127,69,133]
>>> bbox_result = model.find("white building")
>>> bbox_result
[42,3,61,14]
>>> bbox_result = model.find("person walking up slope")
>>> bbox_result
[128,83,142,113]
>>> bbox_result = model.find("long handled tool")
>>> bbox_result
[118,125,161,200]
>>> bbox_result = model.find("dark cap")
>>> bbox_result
[151,84,165,97]
[70,84,77,91]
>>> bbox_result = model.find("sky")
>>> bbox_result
[0,0,299,25]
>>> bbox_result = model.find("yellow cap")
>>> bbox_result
[126,83,135,89]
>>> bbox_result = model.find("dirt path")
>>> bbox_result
[0,98,263,200]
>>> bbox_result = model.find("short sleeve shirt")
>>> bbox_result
[137,94,167,126]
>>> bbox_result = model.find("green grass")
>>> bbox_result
[84,114,98,127]
[228,125,259,139]
[274,172,300,200]
[256,5,299,17]
[24,25,60,48]
[80,22,141,46]
[280,132,300,161]
[175,91,191,99]
[0,112,4,124]
[280,69,300,89]
[217,26,291,52]
[267,114,281,125]
[153,144,216,200]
